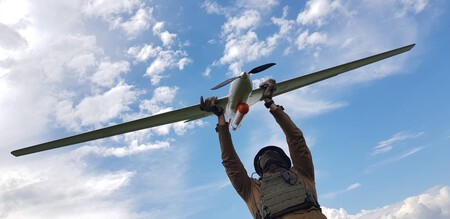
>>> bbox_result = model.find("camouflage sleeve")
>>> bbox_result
[216,123,253,201]
[270,107,315,181]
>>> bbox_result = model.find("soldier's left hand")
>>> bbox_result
[259,79,277,100]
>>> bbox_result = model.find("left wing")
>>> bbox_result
[248,44,415,105]
[11,97,229,156]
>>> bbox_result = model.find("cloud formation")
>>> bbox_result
[0,23,28,49]
[296,0,341,27]
[0,157,136,219]
[0,0,444,219]
[323,186,450,219]
[322,183,362,200]
[0,1,201,218]
[127,44,191,85]
[84,0,152,38]
[372,131,424,155]
[55,82,139,130]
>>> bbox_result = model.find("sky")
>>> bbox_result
[1,0,450,218]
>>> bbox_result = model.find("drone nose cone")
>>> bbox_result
[237,103,249,114]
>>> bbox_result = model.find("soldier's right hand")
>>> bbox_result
[200,96,224,117]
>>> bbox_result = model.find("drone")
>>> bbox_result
[11,44,415,157]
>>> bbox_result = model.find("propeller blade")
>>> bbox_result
[211,76,240,90]
[248,63,276,74]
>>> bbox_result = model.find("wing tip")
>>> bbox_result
[11,150,21,157]
[405,43,416,50]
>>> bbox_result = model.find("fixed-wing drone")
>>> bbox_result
[11,44,415,157]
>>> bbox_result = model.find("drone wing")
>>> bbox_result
[247,44,415,105]
[11,97,229,156]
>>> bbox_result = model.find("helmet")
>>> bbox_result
[253,146,291,177]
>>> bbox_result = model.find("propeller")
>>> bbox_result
[211,63,276,90]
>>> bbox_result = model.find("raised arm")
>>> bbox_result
[216,116,253,199]
[259,79,315,181]
[200,96,253,200]
[266,99,315,181]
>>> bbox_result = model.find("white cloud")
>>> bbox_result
[0,34,102,148]
[0,23,28,50]
[29,34,99,83]
[203,3,286,74]
[124,86,205,137]
[296,0,341,27]
[73,140,170,157]
[84,1,153,39]
[54,82,139,129]
[0,157,136,219]
[296,30,328,50]
[152,21,164,35]
[145,50,191,85]
[277,90,347,118]
[159,31,177,46]
[84,0,140,19]
[271,6,295,38]
[222,10,261,34]
[173,120,206,135]
[322,186,450,219]
[397,0,429,16]
[177,57,191,70]
[372,131,424,155]
[139,86,179,114]
[322,182,361,200]
[366,147,424,173]
[202,0,228,15]
[152,22,177,46]
[0,0,30,25]
[76,83,137,126]
[151,86,178,104]
[127,43,162,62]
[119,7,153,38]
[219,31,277,74]
[203,66,212,77]
[1,1,440,219]
[91,60,130,87]
[236,0,279,11]
[0,1,201,219]
[67,53,96,77]
[127,41,191,85]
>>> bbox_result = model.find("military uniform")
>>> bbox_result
[216,106,327,219]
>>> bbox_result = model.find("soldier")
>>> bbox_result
[200,79,327,219]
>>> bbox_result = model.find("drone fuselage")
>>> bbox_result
[226,73,252,113]
[226,72,253,129]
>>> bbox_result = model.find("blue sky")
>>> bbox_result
[1,0,449,218]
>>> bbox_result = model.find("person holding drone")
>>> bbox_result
[200,79,327,219]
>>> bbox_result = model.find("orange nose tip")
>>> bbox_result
[237,103,249,114]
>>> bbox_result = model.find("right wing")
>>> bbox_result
[11,97,229,156]
[248,44,415,105]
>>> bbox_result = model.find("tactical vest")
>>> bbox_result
[256,171,320,219]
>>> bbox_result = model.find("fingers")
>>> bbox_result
[259,79,277,101]
[199,96,224,116]
[259,79,276,88]
[200,96,219,112]
[200,96,205,110]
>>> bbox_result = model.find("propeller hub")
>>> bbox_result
[240,72,249,79]
[211,63,276,90]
